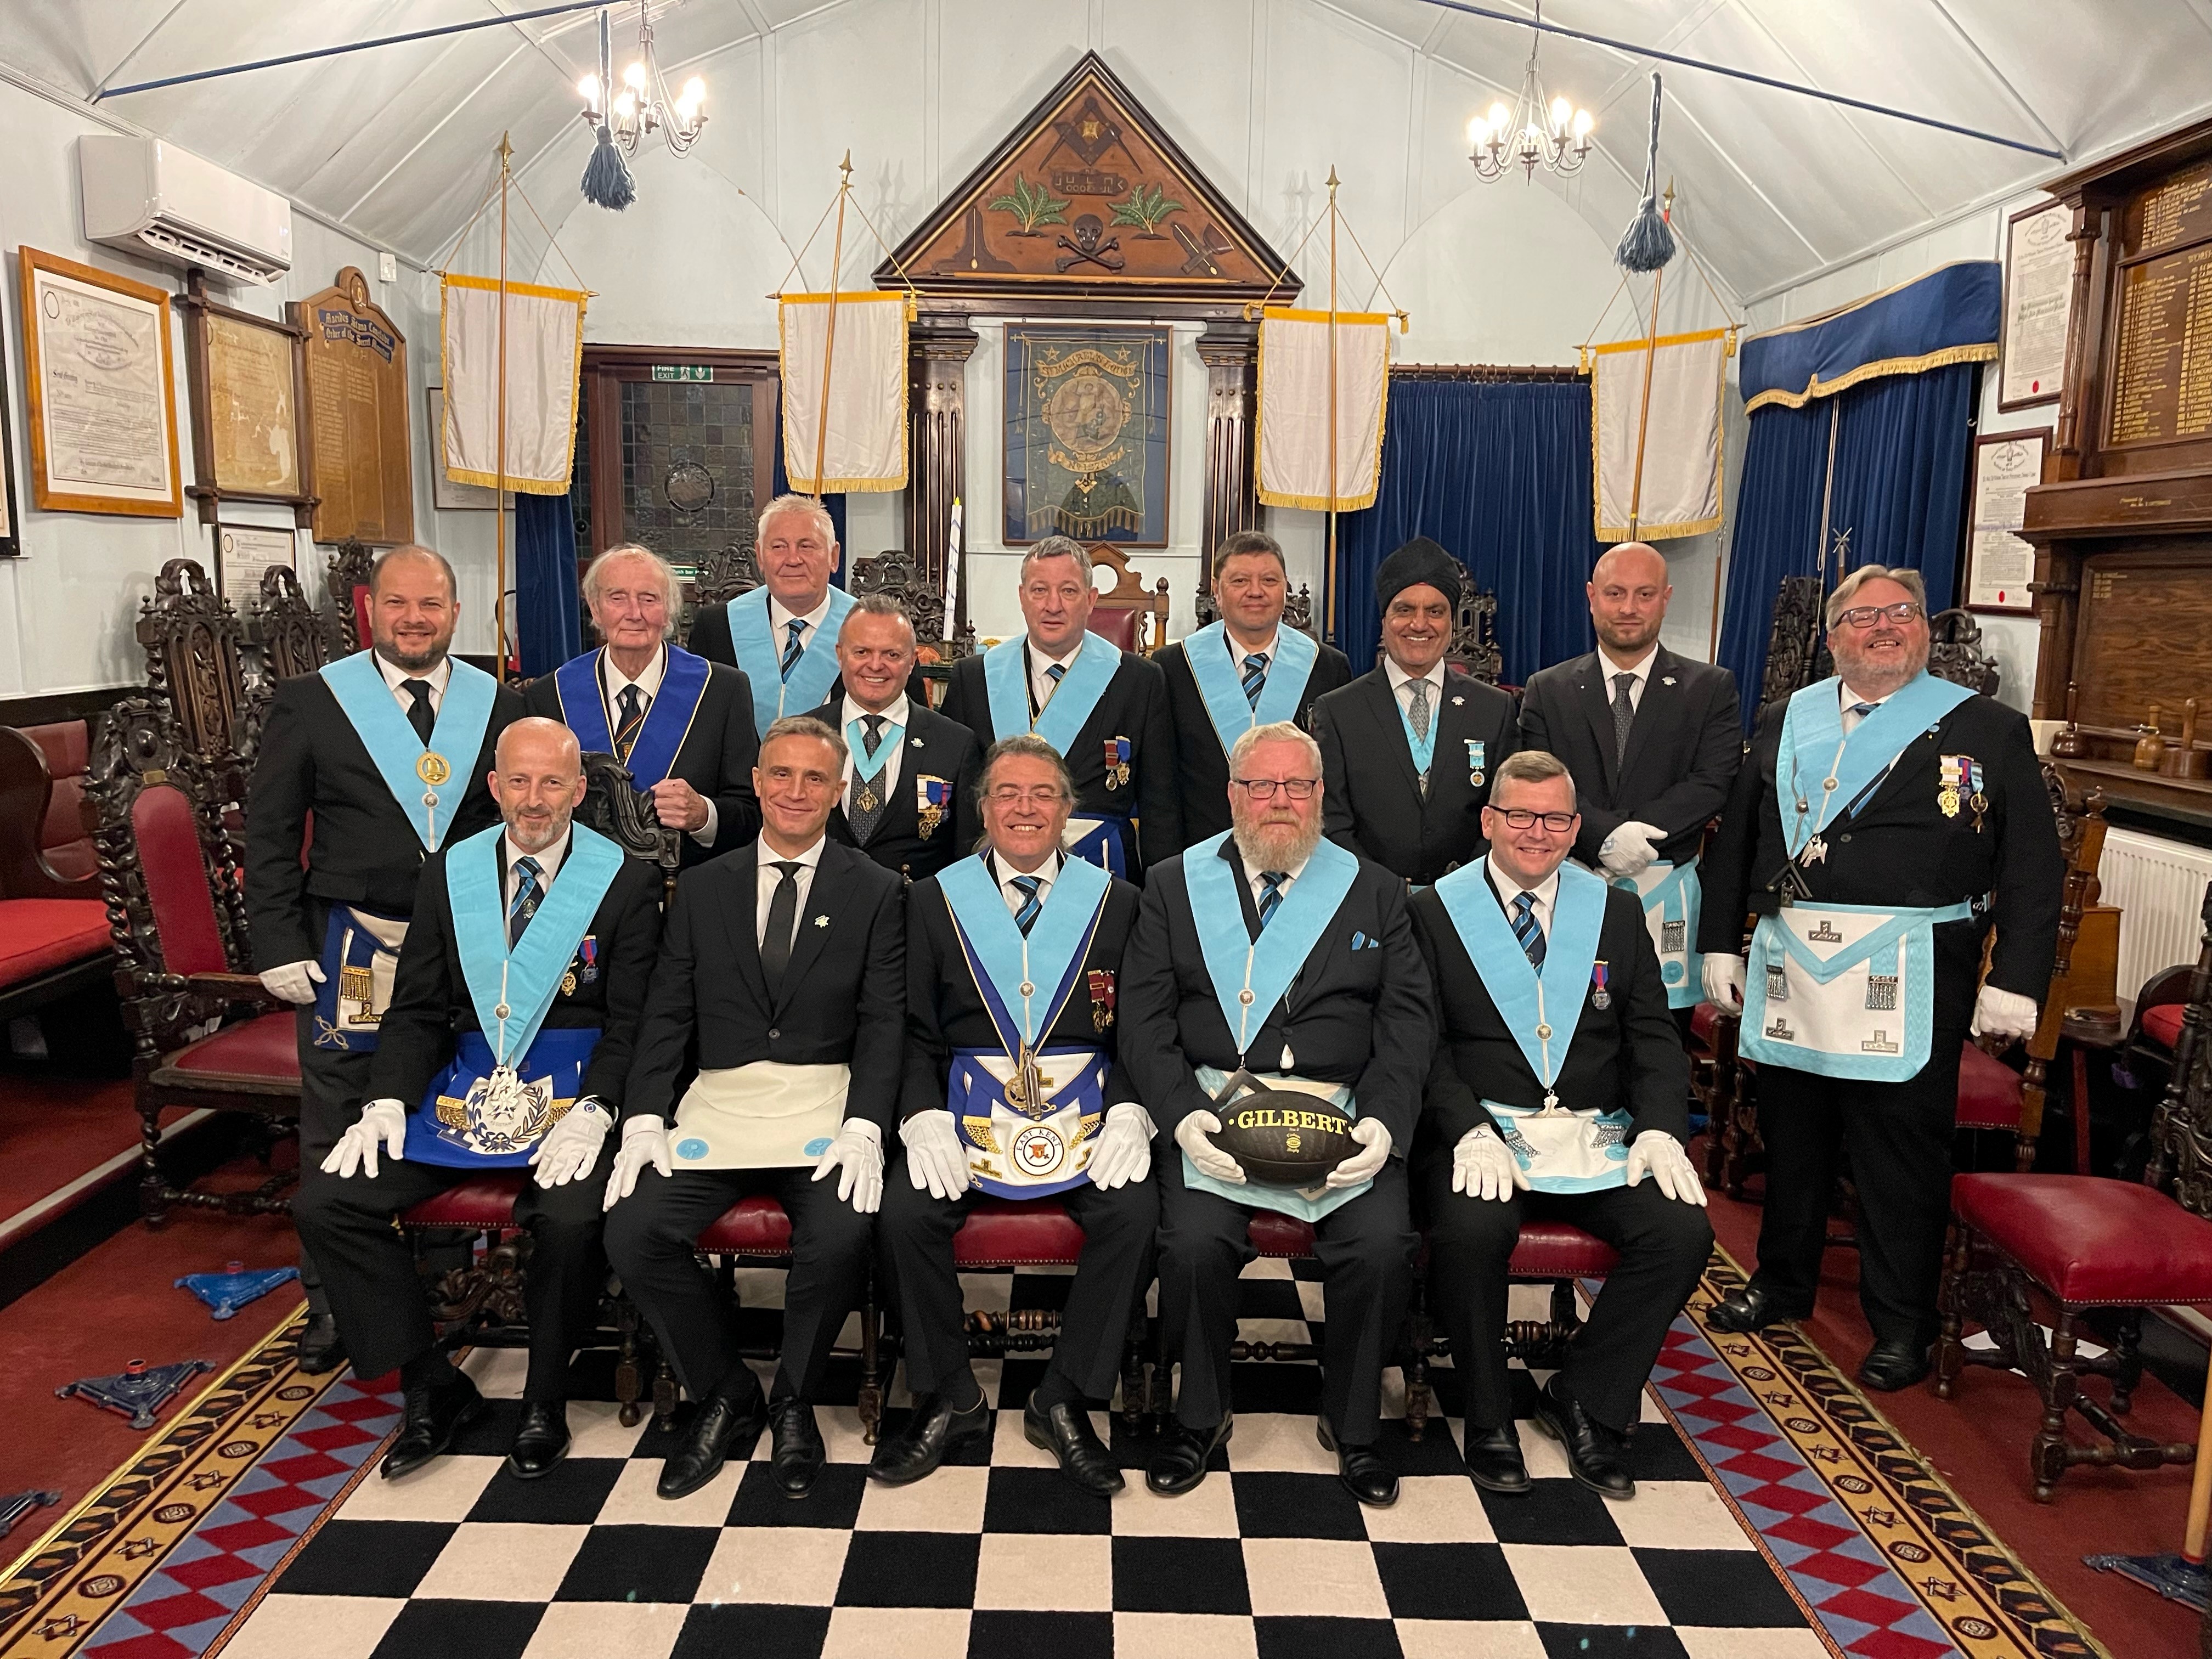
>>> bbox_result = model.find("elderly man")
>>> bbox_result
[1520,543,1741,1008]
[871,735,1152,1493]
[605,716,904,1500]
[1156,529,1352,850]
[1700,566,2062,1390]
[1311,537,1519,886]
[526,542,759,860]
[247,544,522,1372]
[939,535,1179,874]
[1412,749,1709,1500]
[293,719,662,1481]
[803,594,980,883]
[1122,721,1431,1505]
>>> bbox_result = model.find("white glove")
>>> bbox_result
[1626,1130,1707,1206]
[1972,984,2040,1042]
[1702,953,1746,1008]
[603,1114,673,1211]
[901,1109,972,1202]
[812,1118,884,1214]
[1599,821,1664,881]
[260,959,324,1005]
[1087,1103,1155,1190]
[529,1098,611,1188]
[1175,1109,1245,1185]
[321,1099,407,1179]
[1327,1117,1392,1188]
[1452,1124,1527,1201]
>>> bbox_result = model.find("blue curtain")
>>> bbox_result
[1335,379,1601,683]
[515,490,582,678]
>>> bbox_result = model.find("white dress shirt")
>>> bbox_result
[989,848,1062,917]
[1244,847,1312,905]
[601,644,719,849]
[501,828,570,911]
[1225,628,1278,675]
[768,590,835,659]
[840,691,911,806]
[1028,639,1084,713]
[1839,681,1890,736]
[1595,644,1660,715]
[1485,859,1561,940]
[375,651,451,718]
[1383,655,1446,726]
[755,836,826,953]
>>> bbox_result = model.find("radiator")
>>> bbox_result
[2098,828,2212,1013]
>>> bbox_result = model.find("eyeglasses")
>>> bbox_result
[1491,808,1577,832]
[1232,777,1319,801]
[986,786,1068,807]
[1835,601,1923,630]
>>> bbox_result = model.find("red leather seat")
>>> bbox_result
[953,1199,1087,1266]
[1086,609,1139,652]
[696,1194,795,1254]
[21,720,95,884]
[1244,1209,1618,1277]
[2142,1003,2185,1050]
[1953,1173,2212,1306]
[0,898,110,988]
[1955,1041,2026,1132]
[156,1010,301,1090]
[1690,1001,1722,1044]
[401,1172,528,1228]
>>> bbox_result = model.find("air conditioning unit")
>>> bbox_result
[79,136,293,286]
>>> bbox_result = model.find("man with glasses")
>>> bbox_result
[1411,749,1709,1500]
[1699,566,2061,1391]
[1122,722,1431,1506]
[870,736,1151,1493]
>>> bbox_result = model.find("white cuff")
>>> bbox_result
[692,798,719,848]
[1105,1101,1155,1138]
[841,1117,882,1144]
[622,1114,665,1141]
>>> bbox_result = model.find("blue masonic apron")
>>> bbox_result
[1739,673,1979,1081]
[552,646,710,787]
[1183,622,1321,754]
[1182,831,1365,1223]
[938,853,1113,1199]
[984,633,1131,876]
[403,823,625,1166]
[729,586,854,737]
[1434,859,1628,1193]
[1612,857,1706,1009]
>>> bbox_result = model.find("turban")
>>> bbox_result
[1374,536,1464,613]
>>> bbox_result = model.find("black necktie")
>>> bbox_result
[402,679,435,746]
[614,684,647,763]
[1512,891,1547,970]
[1611,673,1636,765]
[509,856,543,947]
[761,861,802,994]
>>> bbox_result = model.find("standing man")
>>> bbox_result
[939,535,1179,875]
[1156,529,1352,850]
[294,719,662,1482]
[527,543,759,861]
[1311,537,1518,886]
[1700,567,2061,1389]
[1412,750,1709,1500]
[803,594,981,883]
[604,717,904,1500]
[246,544,522,1373]
[1520,542,1741,1009]
[871,736,1152,1494]
[1122,722,1431,1506]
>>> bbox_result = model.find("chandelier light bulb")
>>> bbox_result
[1574,109,1595,138]
[613,89,637,120]
[622,60,647,89]
[1488,101,1510,132]
[1550,95,1571,131]
[577,73,600,107]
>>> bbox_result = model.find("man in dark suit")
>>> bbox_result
[246,544,522,1372]
[603,716,905,1500]
[1157,529,1352,851]
[526,544,758,862]
[1699,567,2062,1390]
[803,594,980,883]
[1311,537,1519,885]
[1122,721,1432,1506]
[1412,749,1709,1501]
[294,719,662,1482]
[939,535,1179,874]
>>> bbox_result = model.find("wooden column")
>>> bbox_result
[905,313,979,620]
[1197,319,1261,564]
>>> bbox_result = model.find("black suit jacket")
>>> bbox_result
[626,838,906,1131]
[1119,839,1434,1152]
[940,643,1181,872]
[686,599,931,708]
[1697,684,2063,1022]
[524,648,761,864]
[366,840,663,1116]
[901,860,1142,1122]
[1410,876,1685,1159]
[1157,633,1354,849]
[1519,647,1741,868]
[802,698,983,883]
[245,663,524,970]
[1312,666,1520,886]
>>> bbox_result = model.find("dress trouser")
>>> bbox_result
[1156,1153,1415,1444]
[603,1166,873,1405]
[293,1008,375,1316]
[877,1152,1157,1402]
[1417,1156,1713,1434]
[292,1136,614,1399]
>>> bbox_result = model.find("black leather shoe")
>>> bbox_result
[1530,1380,1634,1500]
[1144,1416,1233,1497]
[657,1389,766,1500]
[1024,1400,1125,1497]
[1856,1339,1932,1393]
[1316,1417,1398,1506]
[770,1397,827,1497]
[295,1313,348,1376]
[867,1392,991,1485]
[1705,1283,1813,1334]
[505,1402,569,1480]
[1463,1424,1531,1495]
[381,1372,484,1481]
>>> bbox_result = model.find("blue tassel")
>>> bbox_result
[582,126,635,211]
[1615,72,1676,274]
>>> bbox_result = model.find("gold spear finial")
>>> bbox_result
[840,149,854,180]
[1327,166,1340,190]
[498,131,514,163]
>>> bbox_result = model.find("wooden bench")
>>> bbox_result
[0,720,111,1026]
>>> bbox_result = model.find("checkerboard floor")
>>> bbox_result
[226,1264,1828,1659]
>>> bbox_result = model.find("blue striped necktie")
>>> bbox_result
[1011,875,1043,936]
[1042,661,1066,704]
[1256,870,1289,930]
[1242,653,1268,709]
[509,856,544,947]
[1511,890,1545,970]
[781,618,806,680]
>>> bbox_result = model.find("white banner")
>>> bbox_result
[779,292,909,493]
[439,275,586,495]
[1256,307,1390,511]
[1591,327,1729,541]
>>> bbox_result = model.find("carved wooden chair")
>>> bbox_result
[241,566,332,754]
[1446,568,1504,686]
[1929,608,2002,697]
[850,548,977,676]
[325,538,375,657]
[1760,573,1830,705]
[136,558,251,793]
[1193,578,1323,642]
[1083,543,1171,653]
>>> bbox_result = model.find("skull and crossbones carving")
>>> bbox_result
[1056,215,1125,273]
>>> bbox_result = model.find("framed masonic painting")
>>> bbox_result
[1002,324,1171,547]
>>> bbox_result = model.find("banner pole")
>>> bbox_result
[1625,183,1673,539]
[1325,167,1340,645]
[495,132,512,680]
[811,152,853,501]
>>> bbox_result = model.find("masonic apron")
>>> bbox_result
[1183,622,1321,753]
[551,645,710,786]
[984,632,1133,877]
[727,586,856,738]
[1611,857,1705,1009]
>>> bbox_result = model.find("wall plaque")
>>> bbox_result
[180,274,309,526]
[2105,241,2212,449]
[291,267,413,546]
[17,248,182,518]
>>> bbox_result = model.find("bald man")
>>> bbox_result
[292,719,664,1482]
[1519,543,1740,1010]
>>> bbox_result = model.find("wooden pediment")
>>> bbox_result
[877,52,1295,303]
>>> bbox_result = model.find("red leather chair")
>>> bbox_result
[0,721,111,1025]
[1083,543,1170,654]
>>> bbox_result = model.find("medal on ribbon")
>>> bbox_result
[1088,967,1117,1031]
[1938,754,1966,819]
[416,752,451,786]
[1965,757,1987,833]
[1590,961,1611,1010]
[916,774,951,838]
[1465,738,1486,787]
[1104,736,1132,791]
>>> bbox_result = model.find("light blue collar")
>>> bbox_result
[729,586,855,736]
[1182,832,1358,1059]
[448,822,625,1064]
[319,650,499,851]
[984,631,1119,751]
[1779,673,1974,855]
[1184,622,1320,754]
[938,852,1111,1049]
[1432,856,1608,1096]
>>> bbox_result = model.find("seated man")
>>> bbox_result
[1121,721,1432,1505]
[1410,749,1711,1501]
[294,718,662,1481]
[604,716,905,1501]
[871,735,1153,1494]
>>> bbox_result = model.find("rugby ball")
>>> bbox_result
[1210,1072,1357,1187]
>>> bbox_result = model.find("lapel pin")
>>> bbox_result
[812,915,829,928]
[1452,696,1464,706]
[1662,675,1677,686]
[910,737,923,747]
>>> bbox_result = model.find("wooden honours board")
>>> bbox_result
[291,267,413,546]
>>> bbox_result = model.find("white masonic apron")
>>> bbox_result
[672,1063,853,1169]
[1612,857,1705,1010]
[985,633,1132,877]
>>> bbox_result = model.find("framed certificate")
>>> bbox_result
[18,248,183,518]
[1963,431,2047,613]
[212,522,298,599]
[181,274,311,524]
[1999,199,2071,412]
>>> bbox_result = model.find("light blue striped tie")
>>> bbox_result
[1241,653,1268,709]
[1256,870,1288,931]
[780,618,806,680]
[509,856,543,947]
[1511,890,1545,971]
[1011,876,1043,936]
